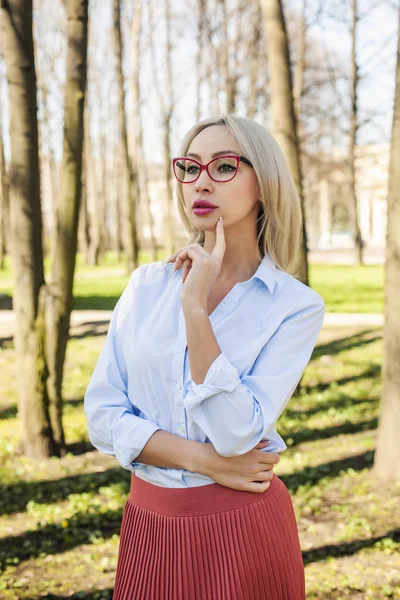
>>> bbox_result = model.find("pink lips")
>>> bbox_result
[193,207,217,215]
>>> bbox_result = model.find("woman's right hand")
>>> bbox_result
[202,440,280,494]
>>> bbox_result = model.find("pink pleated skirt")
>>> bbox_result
[113,472,305,600]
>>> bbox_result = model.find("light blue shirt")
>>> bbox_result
[84,252,325,488]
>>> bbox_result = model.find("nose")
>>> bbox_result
[195,167,214,191]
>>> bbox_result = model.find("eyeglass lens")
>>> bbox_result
[174,157,238,183]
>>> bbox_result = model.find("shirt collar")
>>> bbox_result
[252,251,277,294]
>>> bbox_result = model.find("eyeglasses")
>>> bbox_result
[172,154,253,184]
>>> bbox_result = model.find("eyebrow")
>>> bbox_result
[186,150,239,159]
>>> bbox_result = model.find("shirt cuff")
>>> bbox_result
[113,418,162,471]
[183,351,242,412]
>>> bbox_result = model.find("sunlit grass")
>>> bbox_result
[0,253,385,313]
[310,264,384,313]
[0,323,399,598]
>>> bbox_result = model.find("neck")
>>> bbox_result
[203,232,262,282]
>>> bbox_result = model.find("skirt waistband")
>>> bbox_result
[128,472,282,517]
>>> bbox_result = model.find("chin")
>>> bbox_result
[194,223,219,232]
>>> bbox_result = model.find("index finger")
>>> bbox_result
[259,451,281,465]
[211,217,226,262]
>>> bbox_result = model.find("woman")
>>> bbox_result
[84,114,325,599]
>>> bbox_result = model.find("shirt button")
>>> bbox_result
[178,424,185,434]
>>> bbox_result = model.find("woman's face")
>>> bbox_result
[182,125,260,232]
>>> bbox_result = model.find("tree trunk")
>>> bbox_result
[293,0,306,123]
[113,0,138,273]
[260,0,309,285]
[202,2,221,117]
[131,0,157,261]
[0,101,9,269]
[78,116,91,263]
[163,0,174,256]
[85,102,102,266]
[219,0,233,112]
[1,0,55,457]
[195,0,206,122]
[149,0,174,256]
[130,0,142,248]
[98,126,108,262]
[163,108,174,257]
[113,148,124,260]
[248,5,262,119]
[45,0,89,451]
[373,7,400,481]
[349,0,363,265]
[47,153,59,260]
[36,66,58,261]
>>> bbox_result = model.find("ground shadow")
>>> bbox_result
[303,527,400,565]
[280,449,375,494]
[0,335,13,349]
[0,451,377,571]
[286,392,379,420]
[297,363,381,396]
[0,404,17,419]
[69,321,110,341]
[0,319,110,348]
[0,398,84,421]
[26,589,113,600]
[0,506,124,572]
[0,466,130,516]
[283,417,378,447]
[312,329,381,360]
[0,294,12,310]
[65,440,95,456]
[73,297,118,311]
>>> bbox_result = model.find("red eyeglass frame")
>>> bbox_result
[172,154,253,184]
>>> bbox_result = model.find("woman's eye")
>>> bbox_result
[187,165,200,174]
[218,163,236,172]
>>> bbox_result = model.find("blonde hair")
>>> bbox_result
[175,114,302,272]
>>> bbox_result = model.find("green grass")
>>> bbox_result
[0,323,399,598]
[310,264,384,313]
[0,254,385,313]
[72,277,131,310]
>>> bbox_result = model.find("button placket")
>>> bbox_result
[174,307,188,436]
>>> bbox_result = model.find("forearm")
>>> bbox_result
[133,305,220,472]
[135,428,214,475]
[183,304,221,384]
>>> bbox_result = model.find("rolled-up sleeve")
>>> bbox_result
[84,266,161,471]
[183,296,325,457]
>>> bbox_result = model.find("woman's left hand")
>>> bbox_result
[166,217,226,311]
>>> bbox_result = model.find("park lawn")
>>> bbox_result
[310,264,384,314]
[0,254,384,313]
[0,323,399,599]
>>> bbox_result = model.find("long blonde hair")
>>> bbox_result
[175,114,302,272]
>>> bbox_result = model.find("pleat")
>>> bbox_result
[258,485,305,599]
[191,513,209,598]
[112,475,305,600]
[221,510,240,600]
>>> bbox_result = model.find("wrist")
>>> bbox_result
[185,440,215,476]
[181,298,207,316]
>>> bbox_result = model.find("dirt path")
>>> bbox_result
[0,309,384,340]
